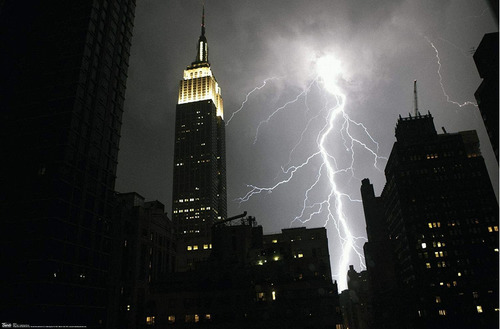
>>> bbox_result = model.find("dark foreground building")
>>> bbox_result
[146,218,344,329]
[172,7,227,272]
[113,193,175,329]
[360,112,499,329]
[0,1,136,326]
[473,32,499,162]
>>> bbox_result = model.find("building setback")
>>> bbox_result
[172,7,227,272]
[361,112,499,329]
[0,1,136,326]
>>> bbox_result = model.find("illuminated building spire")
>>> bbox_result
[195,5,208,63]
[178,4,223,116]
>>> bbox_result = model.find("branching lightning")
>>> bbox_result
[225,77,282,126]
[228,55,387,290]
[425,36,478,109]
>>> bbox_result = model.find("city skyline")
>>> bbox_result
[116,0,498,288]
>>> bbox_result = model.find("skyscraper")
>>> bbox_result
[172,7,227,271]
[0,1,136,326]
[473,32,498,162]
[361,112,499,329]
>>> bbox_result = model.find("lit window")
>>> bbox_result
[127,305,131,311]
[272,290,277,301]
[428,223,433,228]
[435,296,441,303]
[203,244,209,249]
[194,314,199,323]
[257,292,265,301]
[458,272,462,277]
[168,315,175,323]
[488,227,493,232]
[438,309,446,316]
[209,244,212,249]
[473,291,479,299]
[426,263,431,269]
[187,246,192,251]
[146,316,155,325]
[495,226,499,232]
[298,253,304,258]
[272,239,278,244]
[477,306,483,313]
[205,314,211,320]
[273,255,280,261]
[421,243,427,249]
[495,248,499,252]
[193,245,198,250]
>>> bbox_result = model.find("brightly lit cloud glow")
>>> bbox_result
[229,53,387,290]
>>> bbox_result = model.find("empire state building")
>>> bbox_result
[172,7,227,271]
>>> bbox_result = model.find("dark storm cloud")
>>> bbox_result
[117,0,497,287]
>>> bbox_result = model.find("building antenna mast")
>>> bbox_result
[414,80,420,116]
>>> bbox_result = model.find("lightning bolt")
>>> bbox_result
[425,36,478,108]
[225,77,282,126]
[229,54,386,290]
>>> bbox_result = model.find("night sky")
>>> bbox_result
[116,0,498,289]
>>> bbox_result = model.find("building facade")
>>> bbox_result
[172,8,227,271]
[114,193,175,329]
[147,223,344,329]
[361,113,499,329]
[0,1,136,326]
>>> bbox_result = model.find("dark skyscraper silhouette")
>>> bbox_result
[473,32,498,162]
[361,112,499,329]
[172,7,227,272]
[0,1,136,326]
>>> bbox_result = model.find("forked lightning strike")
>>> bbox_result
[225,77,281,126]
[228,54,387,290]
[425,36,478,109]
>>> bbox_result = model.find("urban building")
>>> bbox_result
[0,1,136,326]
[113,192,175,329]
[473,32,498,162]
[146,221,344,328]
[339,266,371,329]
[361,112,499,329]
[172,7,227,271]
